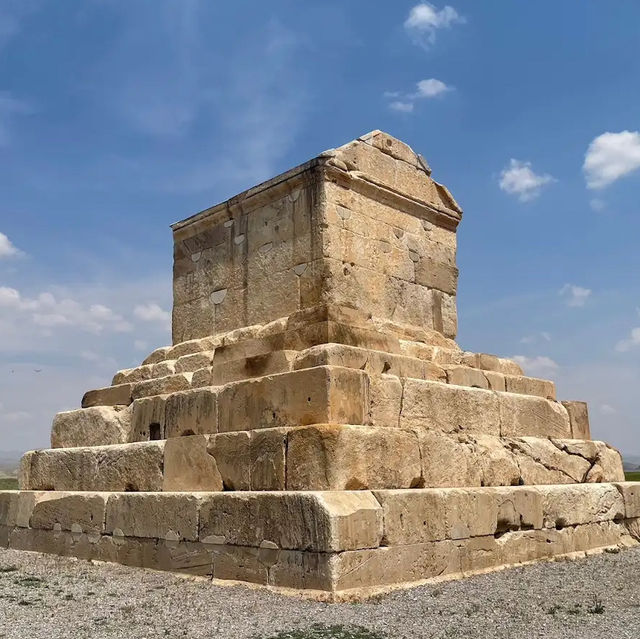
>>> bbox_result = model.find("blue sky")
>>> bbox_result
[1,1,639,455]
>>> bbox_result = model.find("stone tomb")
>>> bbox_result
[1,131,638,598]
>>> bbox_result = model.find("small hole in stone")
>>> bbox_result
[149,423,162,440]
[125,483,137,492]
[181,429,195,437]
[307,396,312,402]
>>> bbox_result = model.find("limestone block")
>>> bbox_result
[28,448,98,491]
[562,400,591,439]
[163,435,223,492]
[414,257,458,295]
[415,431,481,487]
[131,373,193,400]
[0,491,19,528]
[373,488,499,545]
[18,451,33,490]
[472,434,521,486]
[112,364,154,386]
[164,387,218,438]
[493,486,544,531]
[613,482,640,518]
[151,360,177,378]
[207,431,251,490]
[539,484,624,529]
[250,428,287,490]
[550,439,623,483]
[484,371,506,392]
[462,353,524,376]
[130,395,167,441]
[95,443,165,492]
[506,437,589,484]
[444,365,489,389]
[106,493,202,541]
[142,346,171,366]
[330,541,460,591]
[217,366,369,432]
[82,384,132,408]
[399,380,501,436]
[199,491,382,552]
[166,336,219,360]
[51,406,131,449]
[504,375,556,400]
[209,350,297,386]
[191,367,214,388]
[499,393,570,439]
[286,424,422,490]
[28,492,108,534]
[293,343,445,382]
[368,375,403,428]
[26,443,164,492]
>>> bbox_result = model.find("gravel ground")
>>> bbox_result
[2,547,640,639]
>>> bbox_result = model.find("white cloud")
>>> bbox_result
[512,355,559,379]
[415,78,451,98]
[600,404,617,415]
[0,92,32,146]
[134,302,171,325]
[0,232,22,258]
[385,78,452,114]
[520,331,551,345]
[615,327,640,353]
[584,131,640,189]
[499,159,555,202]
[0,286,132,334]
[389,101,414,113]
[559,284,592,308]
[404,3,464,49]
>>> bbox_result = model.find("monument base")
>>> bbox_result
[2,483,639,599]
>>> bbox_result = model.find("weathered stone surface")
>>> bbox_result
[400,380,501,435]
[106,493,201,541]
[539,484,624,529]
[286,424,422,490]
[499,392,571,439]
[142,346,171,366]
[250,428,288,490]
[130,395,167,441]
[25,443,164,492]
[82,384,132,408]
[373,488,499,545]
[444,365,489,389]
[131,373,192,400]
[51,406,131,448]
[207,431,251,490]
[163,435,223,492]
[218,366,369,432]
[504,375,556,400]
[28,492,108,534]
[562,400,591,439]
[164,387,218,438]
[199,491,382,552]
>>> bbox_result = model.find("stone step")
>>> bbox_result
[2,483,639,594]
[60,367,572,449]
[22,427,624,492]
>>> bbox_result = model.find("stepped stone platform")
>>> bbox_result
[1,130,636,598]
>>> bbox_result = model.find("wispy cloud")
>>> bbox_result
[512,355,559,379]
[404,3,464,50]
[0,231,22,258]
[134,302,171,326]
[499,159,555,202]
[584,131,640,189]
[520,331,551,345]
[616,327,640,353]
[559,284,592,308]
[385,78,452,114]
